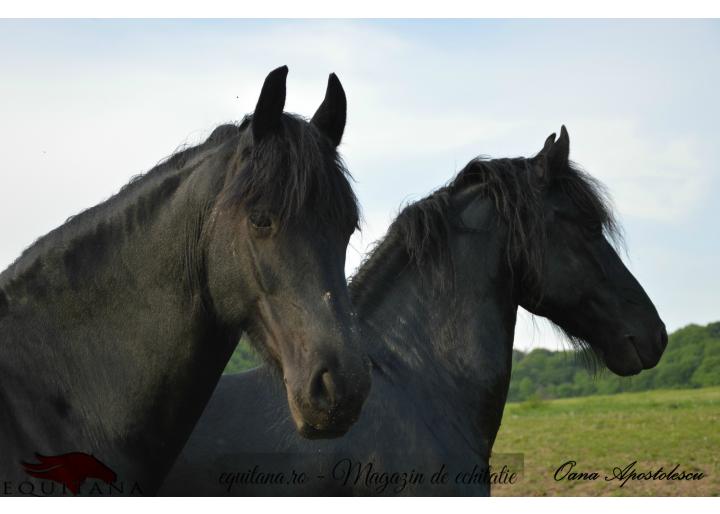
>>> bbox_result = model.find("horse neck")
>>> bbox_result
[0,144,238,485]
[358,228,519,451]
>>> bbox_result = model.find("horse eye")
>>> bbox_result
[249,213,273,230]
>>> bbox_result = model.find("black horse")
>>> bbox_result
[160,127,668,496]
[0,66,370,495]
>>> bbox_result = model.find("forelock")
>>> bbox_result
[221,114,360,233]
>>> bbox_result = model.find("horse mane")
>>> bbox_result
[451,156,622,284]
[220,113,360,233]
[350,154,622,366]
[117,123,241,198]
[349,190,452,313]
[0,123,239,286]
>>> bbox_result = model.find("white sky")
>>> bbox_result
[0,19,718,351]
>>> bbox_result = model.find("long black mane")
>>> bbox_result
[350,155,622,362]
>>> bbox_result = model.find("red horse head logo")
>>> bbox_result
[21,452,117,495]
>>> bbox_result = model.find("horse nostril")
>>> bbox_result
[309,368,338,412]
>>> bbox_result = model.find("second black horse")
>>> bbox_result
[160,126,667,496]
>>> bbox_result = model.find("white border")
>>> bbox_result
[1,0,720,18]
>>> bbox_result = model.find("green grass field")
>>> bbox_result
[492,387,720,496]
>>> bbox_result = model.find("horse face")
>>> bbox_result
[521,127,667,376]
[217,209,369,438]
[206,67,369,438]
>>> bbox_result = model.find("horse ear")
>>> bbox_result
[542,133,556,154]
[311,73,347,147]
[533,133,555,180]
[252,65,288,141]
[547,125,570,170]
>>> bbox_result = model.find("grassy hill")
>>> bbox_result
[492,387,720,496]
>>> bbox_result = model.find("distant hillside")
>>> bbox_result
[223,322,720,402]
[508,321,720,402]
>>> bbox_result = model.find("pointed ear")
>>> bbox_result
[542,133,556,154]
[252,65,288,141]
[533,132,555,180]
[311,73,347,147]
[547,125,570,170]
